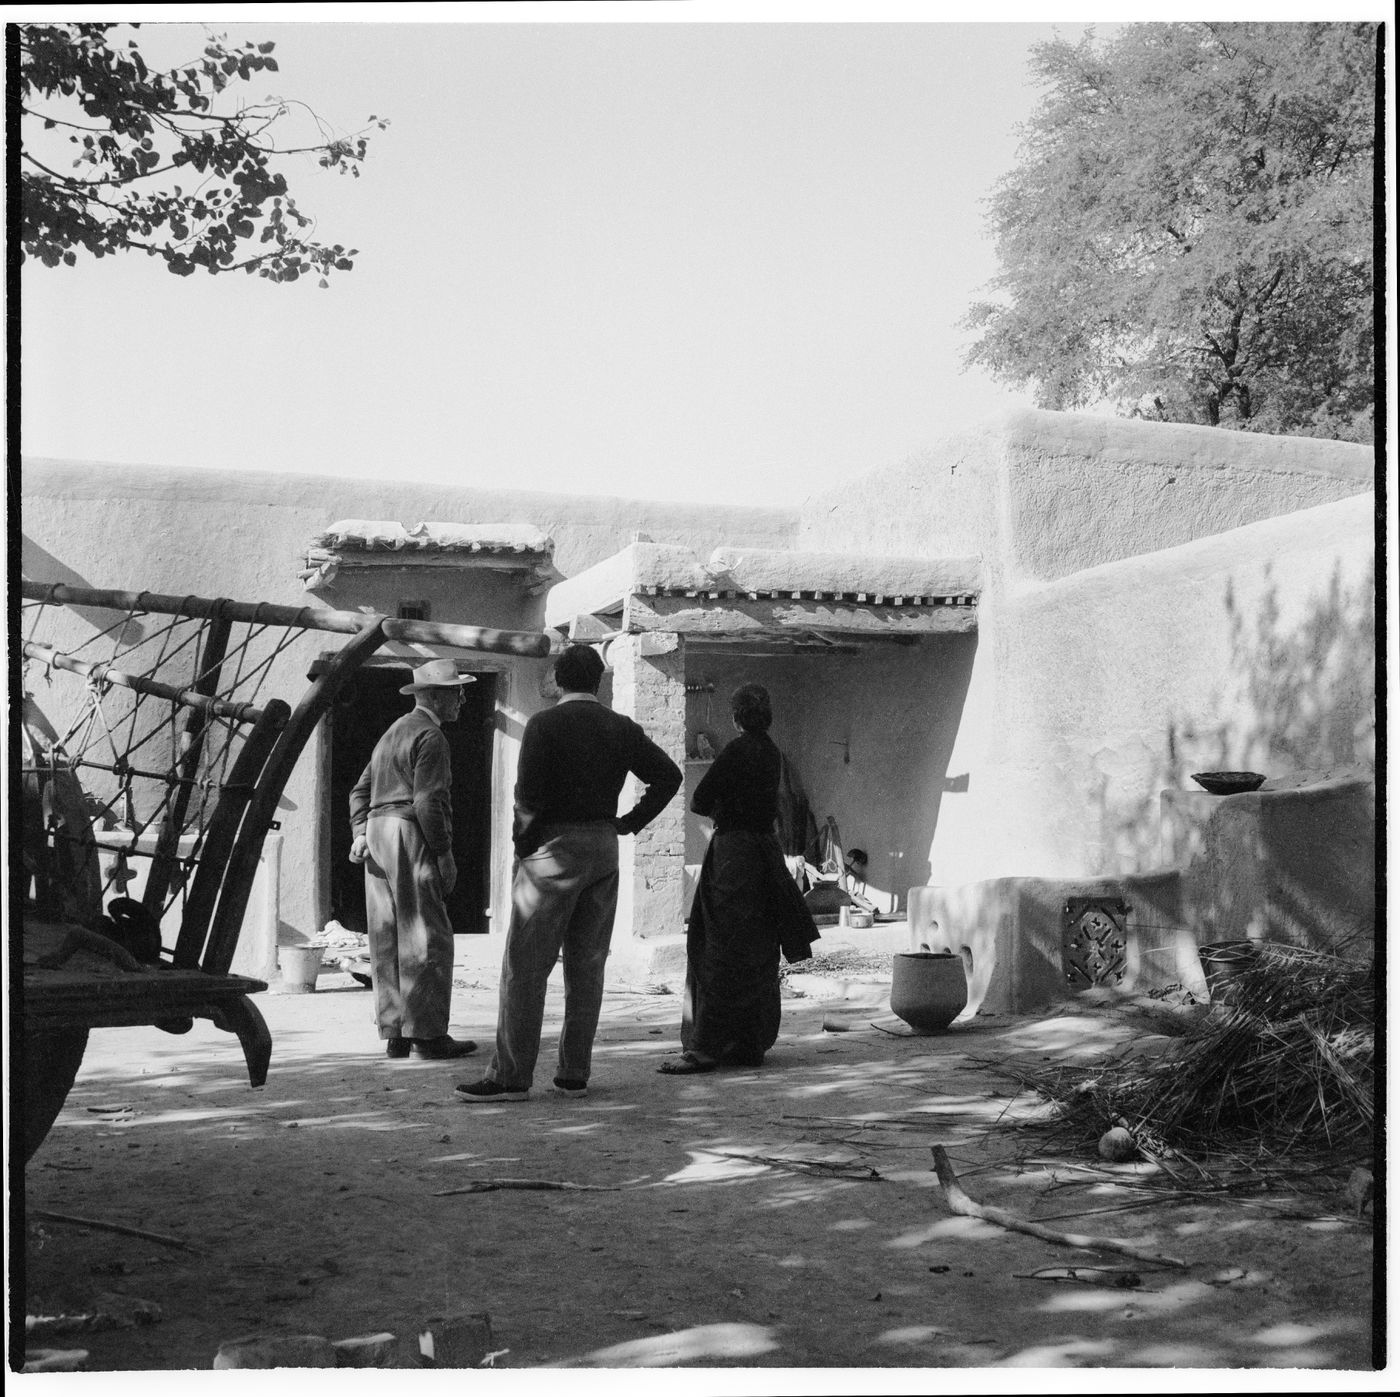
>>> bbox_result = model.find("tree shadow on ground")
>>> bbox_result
[16,996,1376,1372]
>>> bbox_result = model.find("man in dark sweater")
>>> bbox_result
[457,644,682,1102]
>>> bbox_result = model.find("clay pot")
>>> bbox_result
[1198,940,1259,1001]
[890,946,972,1033]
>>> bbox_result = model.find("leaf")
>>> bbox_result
[22,24,368,290]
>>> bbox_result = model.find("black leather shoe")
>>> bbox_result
[385,1037,411,1059]
[455,1079,528,1102]
[411,1035,478,1060]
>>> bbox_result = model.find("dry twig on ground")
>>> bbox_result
[433,1179,624,1196]
[31,1210,195,1252]
[710,1150,883,1180]
[930,1146,1187,1268]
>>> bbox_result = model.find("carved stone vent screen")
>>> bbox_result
[1061,897,1130,990]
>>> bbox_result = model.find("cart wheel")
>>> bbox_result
[21,1030,89,1164]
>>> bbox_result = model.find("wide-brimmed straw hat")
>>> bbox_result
[398,658,477,694]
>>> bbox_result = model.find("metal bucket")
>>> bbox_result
[278,944,324,993]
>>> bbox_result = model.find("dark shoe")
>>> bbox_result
[385,1036,411,1060]
[411,1035,478,1060]
[455,1079,529,1103]
[657,1052,717,1076]
[552,1077,588,1098]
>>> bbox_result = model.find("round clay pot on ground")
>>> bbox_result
[890,947,971,1033]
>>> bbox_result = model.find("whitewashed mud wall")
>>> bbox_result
[795,410,1374,893]
[20,457,799,945]
[682,636,976,910]
[942,492,1375,885]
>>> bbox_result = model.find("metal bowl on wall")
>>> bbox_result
[1191,770,1266,795]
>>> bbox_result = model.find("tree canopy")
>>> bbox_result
[16,22,387,285]
[964,22,1376,442]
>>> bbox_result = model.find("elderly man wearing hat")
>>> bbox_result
[349,657,479,1060]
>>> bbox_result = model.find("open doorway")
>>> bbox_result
[328,665,496,935]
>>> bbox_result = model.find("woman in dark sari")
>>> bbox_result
[658,684,819,1075]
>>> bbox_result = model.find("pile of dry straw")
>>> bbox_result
[1021,941,1375,1185]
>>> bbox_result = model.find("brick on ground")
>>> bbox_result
[212,1334,338,1368]
[333,1332,399,1367]
[412,1312,494,1368]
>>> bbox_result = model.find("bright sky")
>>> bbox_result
[16,2,1386,508]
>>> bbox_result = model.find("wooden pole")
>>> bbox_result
[22,642,266,725]
[202,622,388,975]
[171,700,290,969]
[21,582,551,658]
[142,615,233,916]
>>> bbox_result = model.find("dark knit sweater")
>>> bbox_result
[513,694,682,857]
[690,729,780,834]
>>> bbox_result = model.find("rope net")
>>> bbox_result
[19,594,302,953]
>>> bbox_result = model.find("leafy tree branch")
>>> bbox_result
[17,21,388,285]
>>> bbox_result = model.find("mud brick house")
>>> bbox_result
[19,408,1375,1008]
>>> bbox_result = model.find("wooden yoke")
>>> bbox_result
[143,612,233,916]
[172,698,290,970]
[203,620,387,975]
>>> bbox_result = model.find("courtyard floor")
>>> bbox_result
[17,939,1380,1378]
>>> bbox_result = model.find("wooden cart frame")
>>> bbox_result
[16,582,551,1162]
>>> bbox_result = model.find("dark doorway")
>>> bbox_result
[329,666,496,935]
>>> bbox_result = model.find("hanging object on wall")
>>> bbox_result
[816,815,845,885]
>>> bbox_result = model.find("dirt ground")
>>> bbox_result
[16,942,1380,1376]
